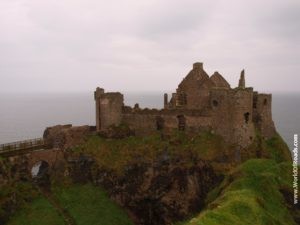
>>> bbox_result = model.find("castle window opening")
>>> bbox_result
[212,100,219,107]
[244,112,250,124]
[177,115,186,131]
[253,101,257,109]
[263,99,267,106]
[156,116,165,131]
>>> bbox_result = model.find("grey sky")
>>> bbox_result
[0,0,299,93]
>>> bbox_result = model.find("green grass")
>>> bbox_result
[7,184,134,225]
[6,197,65,225]
[73,130,291,176]
[180,159,296,225]
[52,184,134,225]
[72,131,228,175]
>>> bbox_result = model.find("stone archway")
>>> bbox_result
[27,149,65,186]
[31,160,50,186]
[31,160,50,178]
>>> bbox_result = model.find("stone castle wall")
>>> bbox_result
[210,88,233,144]
[121,110,212,136]
[229,88,255,148]
[253,93,275,139]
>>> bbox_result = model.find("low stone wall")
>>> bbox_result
[122,112,212,136]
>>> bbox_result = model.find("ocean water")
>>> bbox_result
[0,92,299,151]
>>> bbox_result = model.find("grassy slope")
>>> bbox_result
[73,131,228,175]
[6,197,65,225]
[6,184,133,225]
[180,159,296,225]
[52,184,133,225]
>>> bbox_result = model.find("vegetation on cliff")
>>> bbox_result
[1,129,295,225]
[6,196,65,225]
[52,184,133,225]
[179,159,298,225]
[0,158,38,224]
[71,131,229,175]
[72,128,291,176]
[263,133,292,162]
[68,130,296,225]
[5,184,133,225]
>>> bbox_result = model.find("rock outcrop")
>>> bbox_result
[66,154,222,225]
[43,124,94,149]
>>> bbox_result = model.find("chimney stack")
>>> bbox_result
[238,69,245,89]
[164,93,168,109]
[193,62,203,70]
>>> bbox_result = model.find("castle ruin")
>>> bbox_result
[94,62,276,148]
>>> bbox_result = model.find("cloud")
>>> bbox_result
[0,0,299,93]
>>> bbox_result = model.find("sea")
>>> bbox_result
[0,92,299,152]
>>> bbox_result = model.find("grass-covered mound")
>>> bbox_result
[179,159,297,225]
[52,184,133,225]
[72,131,229,175]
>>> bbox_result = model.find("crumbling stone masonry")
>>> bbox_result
[94,62,276,149]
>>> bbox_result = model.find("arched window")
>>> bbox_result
[244,112,250,124]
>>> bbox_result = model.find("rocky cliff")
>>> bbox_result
[1,124,295,225]
[43,124,293,225]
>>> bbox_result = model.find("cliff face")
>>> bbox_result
[91,160,221,225]
[65,159,219,225]
[180,159,300,225]
[49,127,226,224]
[53,123,290,225]
[0,156,36,224]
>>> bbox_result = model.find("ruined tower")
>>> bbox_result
[94,87,124,131]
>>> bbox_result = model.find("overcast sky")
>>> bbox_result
[0,0,299,94]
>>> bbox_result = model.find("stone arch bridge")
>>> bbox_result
[0,138,65,176]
